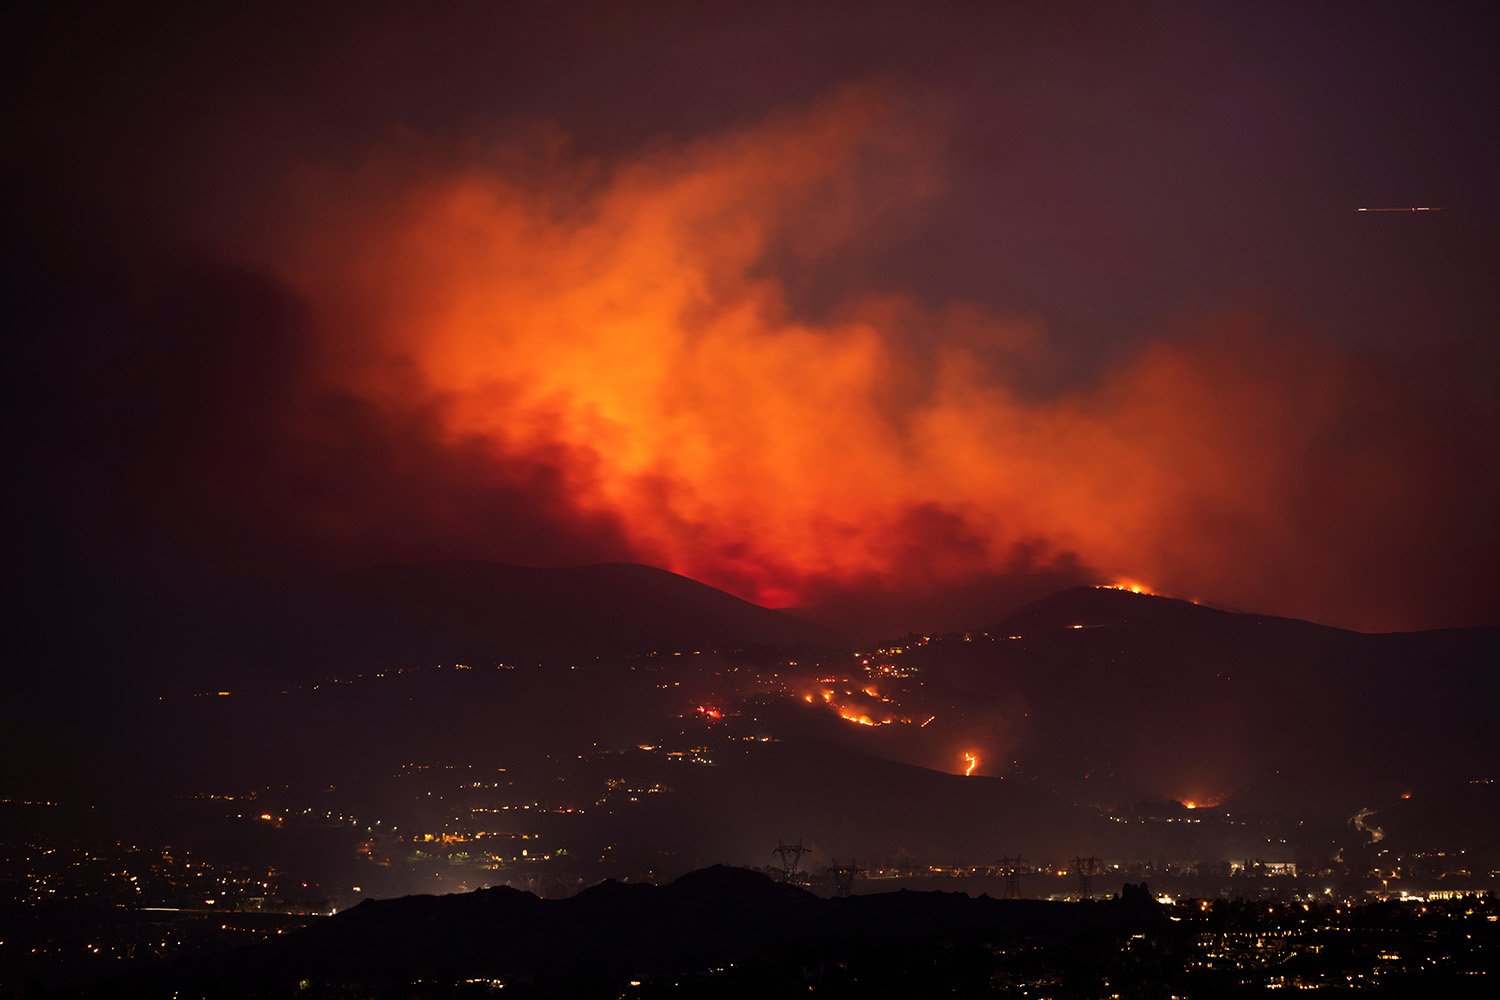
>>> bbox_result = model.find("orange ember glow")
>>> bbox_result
[804,681,907,728]
[246,86,1496,629]
[963,752,979,776]
[1104,578,1158,596]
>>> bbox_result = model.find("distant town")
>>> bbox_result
[5,603,1497,995]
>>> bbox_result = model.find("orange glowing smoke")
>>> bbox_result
[253,86,1499,629]
[963,752,979,776]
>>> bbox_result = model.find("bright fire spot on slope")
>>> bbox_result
[1179,796,1223,810]
[1099,579,1203,605]
[1104,578,1158,595]
[803,686,911,728]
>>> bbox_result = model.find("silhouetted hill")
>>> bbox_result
[994,585,1340,637]
[253,561,845,674]
[114,866,1162,997]
[946,587,1500,811]
[785,569,1098,645]
[588,737,1110,869]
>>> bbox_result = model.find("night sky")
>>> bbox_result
[12,0,1500,639]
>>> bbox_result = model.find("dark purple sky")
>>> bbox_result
[11,0,1500,634]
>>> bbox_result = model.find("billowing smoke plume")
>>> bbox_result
[161,86,1498,630]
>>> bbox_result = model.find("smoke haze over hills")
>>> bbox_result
[11,1,1500,639]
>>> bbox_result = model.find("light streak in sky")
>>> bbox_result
[1355,206,1445,212]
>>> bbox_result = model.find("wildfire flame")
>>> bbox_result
[1179,795,1223,810]
[800,681,912,728]
[839,710,877,727]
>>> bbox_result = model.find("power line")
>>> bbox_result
[996,855,1029,900]
[1071,856,1102,899]
[825,859,866,897]
[771,838,807,882]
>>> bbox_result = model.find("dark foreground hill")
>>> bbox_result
[96,866,1164,999]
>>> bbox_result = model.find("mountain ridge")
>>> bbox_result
[247,559,847,674]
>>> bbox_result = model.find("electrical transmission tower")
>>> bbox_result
[772,838,808,882]
[1071,856,1102,899]
[997,855,1029,900]
[825,859,866,897]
